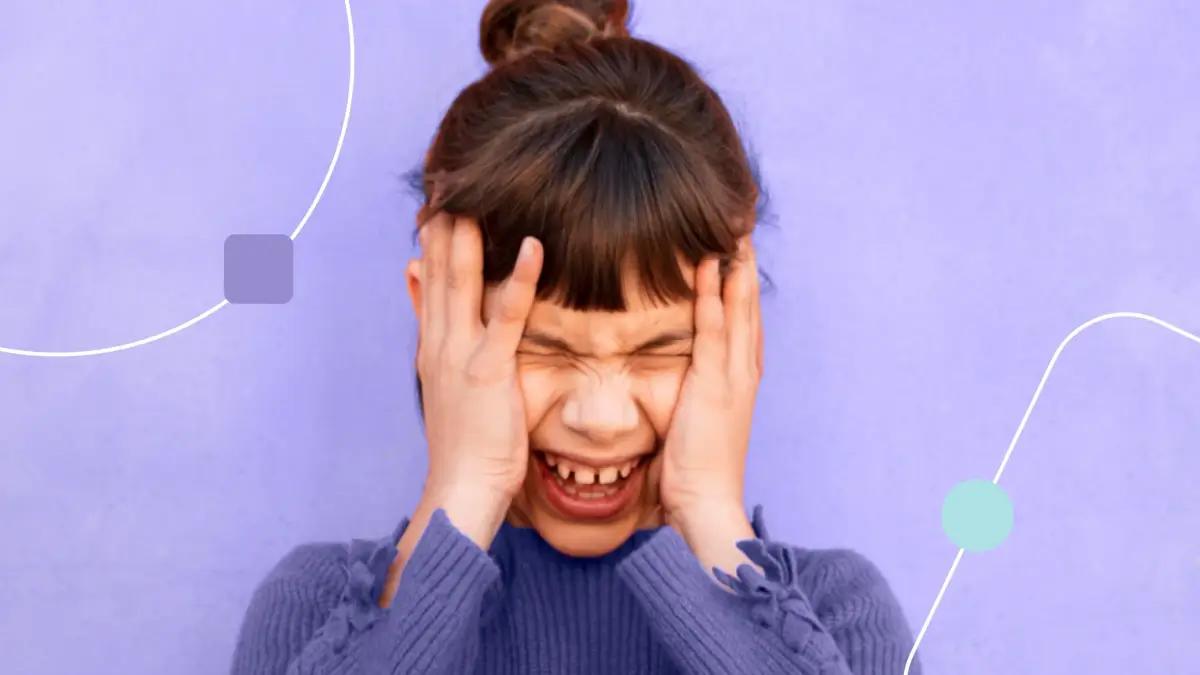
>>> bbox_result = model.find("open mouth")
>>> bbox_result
[538,452,642,496]
[532,450,651,520]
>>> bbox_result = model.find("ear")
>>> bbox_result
[406,257,422,370]
[406,258,422,323]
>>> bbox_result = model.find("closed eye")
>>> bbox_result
[516,349,578,366]
[630,353,691,369]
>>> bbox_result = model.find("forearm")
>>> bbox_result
[619,524,817,675]
[235,509,503,675]
[621,508,915,675]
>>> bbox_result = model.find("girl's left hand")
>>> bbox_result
[657,237,763,536]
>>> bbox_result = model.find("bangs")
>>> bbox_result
[410,101,757,311]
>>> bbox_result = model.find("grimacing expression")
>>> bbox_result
[493,279,695,557]
[406,251,698,557]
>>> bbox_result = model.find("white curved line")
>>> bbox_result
[287,2,356,242]
[904,311,1200,675]
[0,0,357,359]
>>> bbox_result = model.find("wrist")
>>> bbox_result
[671,499,752,541]
[420,479,514,550]
[668,499,756,576]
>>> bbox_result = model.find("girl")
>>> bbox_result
[231,1,919,673]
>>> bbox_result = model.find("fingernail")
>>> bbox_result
[519,237,535,260]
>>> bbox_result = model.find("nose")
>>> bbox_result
[561,371,639,443]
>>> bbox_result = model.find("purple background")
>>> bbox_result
[2,1,1198,673]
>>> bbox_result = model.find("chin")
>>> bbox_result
[526,507,643,558]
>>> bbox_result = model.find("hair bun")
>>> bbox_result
[480,0,631,66]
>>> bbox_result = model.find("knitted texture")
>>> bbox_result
[230,507,921,674]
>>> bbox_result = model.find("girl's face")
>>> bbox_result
[488,278,695,557]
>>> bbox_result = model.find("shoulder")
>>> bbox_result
[252,514,409,604]
[232,527,407,666]
[230,541,354,669]
[256,542,352,603]
[781,546,915,646]
[792,548,895,606]
[748,507,906,620]
[249,518,407,609]
[240,542,354,632]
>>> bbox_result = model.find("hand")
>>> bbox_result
[658,237,762,552]
[413,213,543,545]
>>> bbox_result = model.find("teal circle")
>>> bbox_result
[941,479,1013,552]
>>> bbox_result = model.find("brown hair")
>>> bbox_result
[410,0,768,311]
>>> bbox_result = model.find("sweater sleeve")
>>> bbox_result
[230,509,502,675]
[616,507,921,675]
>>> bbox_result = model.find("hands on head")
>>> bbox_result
[655,236,762,533]
[654,238,763,570]
[386,212,761,603]
[410,213,543,550]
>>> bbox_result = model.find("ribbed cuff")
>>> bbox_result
[618,527,834,674]
[618,527,753,673]
[381,508,502,669]
[401,508,501,594]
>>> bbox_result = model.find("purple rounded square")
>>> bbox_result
[223,234,294,305]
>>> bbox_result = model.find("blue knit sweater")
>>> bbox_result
[230,506,920,674]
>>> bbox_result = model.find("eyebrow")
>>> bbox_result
[520,329,694,355]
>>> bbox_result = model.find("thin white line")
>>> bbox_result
[0,1,357,359]
[903,311,1200,674]
[904,549,964,675]
[288,1,356,243]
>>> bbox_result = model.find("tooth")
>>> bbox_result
[545,454,558,467]
[557,463,571,480]
[574,467,596,484]
[598,467,619,484]
[619,463,632,478]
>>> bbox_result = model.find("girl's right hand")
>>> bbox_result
[383,214,541,600]
[414,213,543,544]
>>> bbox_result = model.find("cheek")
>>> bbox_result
[517,366,561,428]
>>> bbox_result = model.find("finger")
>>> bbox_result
[723,237,761,376]
[721,239,751,334]
[692,256,726,370]
[420,213,453,342]
[476,237,543,368]
[446,217,485,334]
